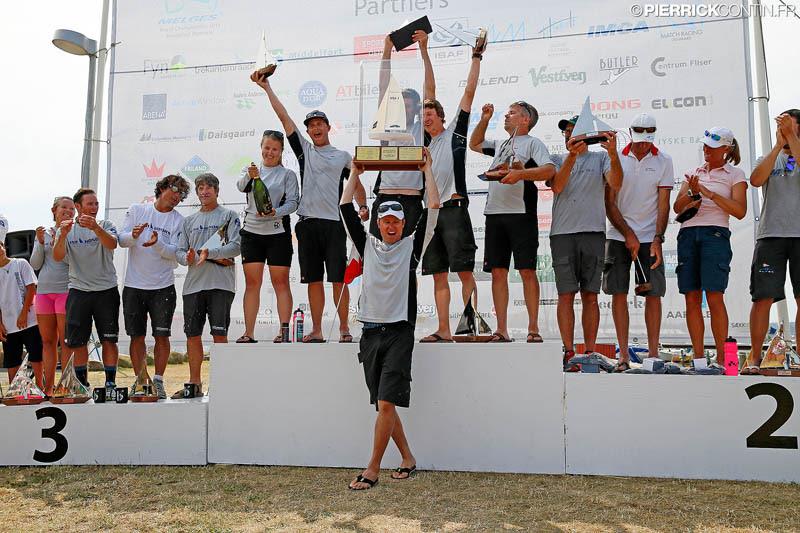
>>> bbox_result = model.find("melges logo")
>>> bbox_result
[143,159,166,179]
[160,0,220,25]
[181,155,210,179]
[142,94,167,120]
[587,21,648,37]
[599,56,638,85]
[298,81,327,108]
[651,96,710,110]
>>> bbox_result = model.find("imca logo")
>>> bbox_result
[298,81,327,108]
[142,94,167,120]
[587,21,649,37]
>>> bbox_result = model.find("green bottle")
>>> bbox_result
[251,165,273,216]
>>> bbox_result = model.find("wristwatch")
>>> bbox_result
[359,205,368,211]
[654,233,665,243]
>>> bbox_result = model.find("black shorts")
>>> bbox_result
[483,213,539,272]
[295,218,346,283]
[358,322,414,409]
[183,289,234,338]
[123,285,177,338]
[240,228,293,266]
[65,287,120,348]
[1,326,43,367]
[750,237,800,302]
[421,202,477,275]
[550,232,605,295]
[369,193,424,239]
[602,239,666,297]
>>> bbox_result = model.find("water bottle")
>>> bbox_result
[292,308,304,343]
[724,336,739,376]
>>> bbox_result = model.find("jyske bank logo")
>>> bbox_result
[599,55,638,85]
[142,94,167,120]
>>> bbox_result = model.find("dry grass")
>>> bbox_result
[2,362,800,532]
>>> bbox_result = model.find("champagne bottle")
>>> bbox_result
[253,175,273,216]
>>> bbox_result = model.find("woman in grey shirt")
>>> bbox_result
[236,130,299,343]
[30,196,74,395]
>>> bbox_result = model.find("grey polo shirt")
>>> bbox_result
[756,152,800,239]
[550,151,610,236]
[288,132,351,221]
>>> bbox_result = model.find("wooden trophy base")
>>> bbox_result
[572,132,613,146]
[453,335,494,343]
[2,397,45,406]
[354,146,424,171]
[758,368,800,377]
[51,396,90,404]
[256,65,276,80]
[131,395,159,403]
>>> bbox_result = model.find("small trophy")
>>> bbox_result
[570,96,615,146]
[1,355,46,406]
[453,288,493,342]
[200,218,235,267]
[478,126,523,182]
[51,354,90,404]
[130,366,158,403]
[253,31,278,81]
[633,255,652,296]
[435,24,488,55]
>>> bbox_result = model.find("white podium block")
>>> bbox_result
[208,342,566,474]
[0,398,208,466]
[565,374,800,482]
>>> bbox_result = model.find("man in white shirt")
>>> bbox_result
[604,114,674,369]
[118,175,190,398]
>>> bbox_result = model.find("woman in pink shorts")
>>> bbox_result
[30,196,75,394]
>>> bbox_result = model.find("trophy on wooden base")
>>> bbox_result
[453,288,493,342]
[130,366,158,403]
[2,355,46,406]
[51,354,90,404]
[570,96,615,146]
[200,218,235,267]
[478,126,523,182]
[633,256,652,296]
[253,31,278,81]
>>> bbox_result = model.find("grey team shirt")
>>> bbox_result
[29,231,69,294]
[288,132,351,221]
[176,206,241,295]
[482,134,554,215]
[549,151,610,236]
[59,220,118,292]
[236,165,299,235]
[756,152,800,239]
[377,121,424,190]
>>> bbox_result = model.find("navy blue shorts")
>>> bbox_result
[676,226,732,294]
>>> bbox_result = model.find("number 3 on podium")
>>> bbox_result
[33,407,68,463]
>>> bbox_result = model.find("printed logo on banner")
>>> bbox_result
[170,95,227,108]
[139,132,193,143]
[143,159,166,179]
[227,156,252,177]
[198,128,256,141]
[599,55,639,85]
[159,0,222,36]
[591,98,641,120]
[181,155,210,179]
[458,75,519,88]
[529,66,586,87]
[655,134,704,146]
[336,82,380,102]
[660,21,704,42]
[651,96,711,110]
[143,55,187,79]
[298,81,327,108]
[537,11,577,38]
[353,34,416,62]
[468,114,500,131]
[650,56,713,77]
[142,94,167,120]
[587,21,649,37]
[354,0,450,16]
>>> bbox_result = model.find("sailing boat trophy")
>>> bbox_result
[435,23,488,55]
[353,24,425,171]
[199,218,235,267]
[253,31,278,81]
[478,126,523,181]
[570,96,615,145]
[453,288,493,342]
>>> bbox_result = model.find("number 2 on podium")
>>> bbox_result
[745,383,799,450]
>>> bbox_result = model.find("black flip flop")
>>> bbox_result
[614,361,630,373]
[489,333,513,343]
[348,474,379,490]
[392,465,417,479]
[235,335,257,344]
[339,333,353,343]
[419,333,454,343]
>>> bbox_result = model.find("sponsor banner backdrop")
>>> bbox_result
[109,0,752,345]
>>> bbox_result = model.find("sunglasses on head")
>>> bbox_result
[377,202,403,214]
[632,126,656,134]
[262,129,284,139]
[704,130,723,142]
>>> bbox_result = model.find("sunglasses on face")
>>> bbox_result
[377,202,403,214]
[632,127,656,134]
[262,129,284,139]
[166,185,189,201]
[704,130,723,142]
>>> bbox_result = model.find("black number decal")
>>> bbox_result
[33,407,68,463]
[745,383,798,449]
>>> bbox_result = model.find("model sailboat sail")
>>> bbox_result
[254,31,278,80]
[435,24,488,54]
[571,96,614,145]
[453,288,492,342]
[369,75,413,142]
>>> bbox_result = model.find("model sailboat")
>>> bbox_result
[369,75,413,142]
[254,31,278,81]
[571,96,615,145]
[453,288,493,342]
[435,24,488,54]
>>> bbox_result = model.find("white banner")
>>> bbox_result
[108,0,754,345]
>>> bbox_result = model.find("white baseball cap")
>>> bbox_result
[701,126,735,148]
[0,214,7,243]
[377,201,404,220]
[629,113,657,143]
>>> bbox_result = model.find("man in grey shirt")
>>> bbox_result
[174,173,241,398]
[53,188,120,391]
[252,73,367,343]
[549,115,622,365]
[747,109,800,366]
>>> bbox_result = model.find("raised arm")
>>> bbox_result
[340,165,368,257]
[251,74,297,137]
[469,103,493,153]
[600,133,623,191]
[551,139,585,194]
[29,231,45,270]
[418,31,435,100]
[94,220,118,250]
[458,49,482,113]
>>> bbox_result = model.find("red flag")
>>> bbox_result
[344,245,362,284]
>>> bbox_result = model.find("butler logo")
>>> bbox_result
[143,159,166,179]
[181,155,210,179]
[298,81,327,108]
[599,55,638,85]
[142,94,167,120]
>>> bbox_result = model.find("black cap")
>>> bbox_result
[303,110,329,126]
[558,115,580,131]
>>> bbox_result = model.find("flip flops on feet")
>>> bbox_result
[527,332,543,343]
[489,332,513,343]
[614,361,631,373]
[302,335,325,343]
[391,465,417,479]
[419,333,454,343]
[348,474,379,490]
[235,335,257,344]
[339,333,353,343]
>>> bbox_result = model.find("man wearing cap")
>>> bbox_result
[253,73,367,343]
[469,101,555,342]
[747,110,800,366]
[0,213,8,243]
[603,114,673,370]
[417,34,483,342]
[550,115,622,363]
[369,30,434,239]
[339,150,440,490]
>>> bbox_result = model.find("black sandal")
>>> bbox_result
[392,465,417,479]
[348,474,379,490]
[615,361,631,373]
[236,335,257,344]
